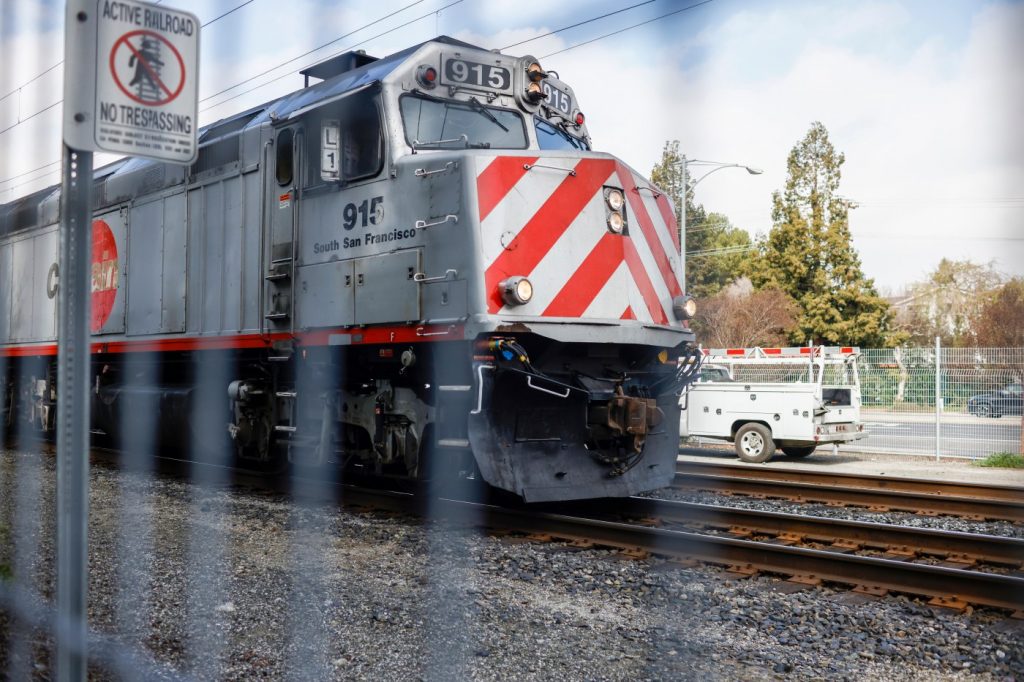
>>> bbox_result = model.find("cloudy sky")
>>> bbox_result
[2,0,1022,292]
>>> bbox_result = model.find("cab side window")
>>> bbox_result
[276,128,294,186]
[307,90,384,187]
[342,95,383,180]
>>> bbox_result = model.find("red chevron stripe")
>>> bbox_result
[621,306,636,320]
[485,158,616,313]
[542,233,623,317]
[623,238,669,324]
[477,155,538,223]
[616,163,682,299]
[653,190,681,252]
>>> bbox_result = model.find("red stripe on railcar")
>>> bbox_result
[476,155,538,223]
[0,324,464,358]
[652,190,680,252]
[622,238,668,325]
[542,232,623,317]
[484,158,616,313]
[615,163,682,299]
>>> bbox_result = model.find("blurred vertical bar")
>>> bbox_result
[56,142,92,681]
[285,350,334,682]
[114,352,158,654]
[934,336,941,461]
[184,348,231,676]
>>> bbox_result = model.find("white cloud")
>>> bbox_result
[2,0,1021,290]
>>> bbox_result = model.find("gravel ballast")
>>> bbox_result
[1,448,1022,680]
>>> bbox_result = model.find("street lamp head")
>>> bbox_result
[744,166,763,175]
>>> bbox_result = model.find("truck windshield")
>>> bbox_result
[401,94,527,149]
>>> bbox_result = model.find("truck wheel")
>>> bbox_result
[781,445,816,458]
[734,423,775,463]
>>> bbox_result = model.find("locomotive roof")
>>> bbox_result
[0,35,490,238]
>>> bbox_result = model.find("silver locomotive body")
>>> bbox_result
[0,37,698,501]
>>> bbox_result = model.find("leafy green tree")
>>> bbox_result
[972,278,1024,453]
[687,212,755,298]
[650,141,756,297]
[751,122,897,347]
[895,259,1004,346]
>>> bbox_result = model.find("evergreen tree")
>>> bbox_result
[752,122,896,346]
[651,141,755,297]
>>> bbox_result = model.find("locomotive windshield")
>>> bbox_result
[534,118,589,151]
[400,94,527,149]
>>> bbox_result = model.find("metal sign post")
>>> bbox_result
[55,142,93,682]
[58,2,199,678]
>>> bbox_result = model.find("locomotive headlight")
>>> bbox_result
[607,212,625,234]
[672,295,698,321]
[500,276,534,306]
[605,188,625,212]
[527,61,547,82]
[526,82,546,103]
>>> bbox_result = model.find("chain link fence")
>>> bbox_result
[858,344,1023,459]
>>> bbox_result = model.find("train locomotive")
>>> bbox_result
[0,36,700,502]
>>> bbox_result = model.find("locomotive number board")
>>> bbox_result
[440,56,513,94]
[542,81,573,116]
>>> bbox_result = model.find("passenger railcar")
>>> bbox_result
[0,37,700,501]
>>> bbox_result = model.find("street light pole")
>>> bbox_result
[675,155,762,292]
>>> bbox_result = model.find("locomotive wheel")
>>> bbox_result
[781,444,816,458]
[734,423,775,463]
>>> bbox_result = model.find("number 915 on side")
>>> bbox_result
[441,58,512,92]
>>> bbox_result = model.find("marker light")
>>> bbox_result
[416,65,438,88]
[672,295,698,321]
[500,276,534,306]
[605,188,625,212]
[607,212,625,234]
[574,111,585,126]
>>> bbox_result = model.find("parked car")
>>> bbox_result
[698,365,732,383]
[967,383,1023,418]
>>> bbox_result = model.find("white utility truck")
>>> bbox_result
[680,346,867,463]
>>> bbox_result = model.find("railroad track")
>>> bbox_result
[79,449,1024,613]
[674,461,1024,522]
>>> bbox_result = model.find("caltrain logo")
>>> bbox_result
[91,219,119,333]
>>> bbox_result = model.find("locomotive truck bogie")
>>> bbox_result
[0,36,700,501]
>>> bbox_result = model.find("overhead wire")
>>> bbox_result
[0,0,261,188]
[198,0,429,105]
[199,0,464,114]
[500,0,657,50]
[541,0,715,58]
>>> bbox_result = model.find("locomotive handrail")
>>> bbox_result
[412,134,469,150]
[469,364,495,415]
[413,269,458,283]
[526,375,571,399]
[415,325,456,337]
[523,163,576,177]
[414,162,455,177]
[414,214,458,230]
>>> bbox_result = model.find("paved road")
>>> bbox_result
[857,416,1021,458]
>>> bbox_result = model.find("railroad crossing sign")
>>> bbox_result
[63,0,200,164]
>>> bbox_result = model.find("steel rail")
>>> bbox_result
[676,460,1024,502]
[673,468,1024,523]
[83,451,1024,611]
[599,498,1024,566]
[444,498,1024,612]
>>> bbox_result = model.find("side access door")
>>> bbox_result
[264,124,302,331]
